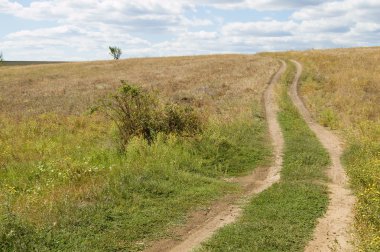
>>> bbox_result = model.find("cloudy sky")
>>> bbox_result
[0,0,379,61]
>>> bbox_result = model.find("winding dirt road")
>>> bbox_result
[145,61,287,252]
[289,60,356,252]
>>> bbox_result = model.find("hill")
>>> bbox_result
[0,55,278,251]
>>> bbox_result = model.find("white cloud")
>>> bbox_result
[298,19,353,33]
[0,0,379,60]
[222,21,297,37]
[1,24,151,60]
[292,0,380,21]
[192,0,326,10]
[1,0,187,20]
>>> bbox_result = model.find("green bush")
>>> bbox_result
[99,81,202,147]
[164,103,202,136]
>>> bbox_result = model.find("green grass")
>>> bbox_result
[0,105,270,251]
[198,61,330,252]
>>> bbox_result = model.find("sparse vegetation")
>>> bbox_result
[109,46,122,60]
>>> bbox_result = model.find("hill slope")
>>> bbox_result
[0,55,278,251]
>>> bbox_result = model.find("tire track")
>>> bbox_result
[289,60,356,252]
[145,61,287,252]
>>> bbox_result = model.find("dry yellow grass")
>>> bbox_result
[0,55,278,119]
[267,47,380,127]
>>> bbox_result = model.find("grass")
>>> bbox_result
[0,113,270,251]
[198,61,330,251]
[0,55,276,251]
[342,123,380,251]
[0,55,276,117]
[265,47,380,250]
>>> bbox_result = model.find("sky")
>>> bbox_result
[0,0,379,61]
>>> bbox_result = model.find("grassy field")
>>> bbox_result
[267,47,380,251]
[0,55,276,117]
[199,61,330,251]
[0,55,277,251]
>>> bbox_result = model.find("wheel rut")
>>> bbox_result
[144,61,287,252]
[289,60,356,252]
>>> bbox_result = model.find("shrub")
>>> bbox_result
[163,103,202,136]
[99,81,202,147]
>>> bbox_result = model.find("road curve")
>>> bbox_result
[288,60,356,252]
[145,61,287,252]
[167,61,287,252]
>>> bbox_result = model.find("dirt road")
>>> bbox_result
[145,61,287,252]
[289,60,355,252]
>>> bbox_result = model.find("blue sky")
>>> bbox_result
[0,0,379,61]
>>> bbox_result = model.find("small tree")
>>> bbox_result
[0,52,3,62]
[109,46,122,60]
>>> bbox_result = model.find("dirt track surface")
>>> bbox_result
[289,60,356,252]
[145,61,287,252]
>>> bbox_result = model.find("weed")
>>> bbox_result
[318,108,339,129]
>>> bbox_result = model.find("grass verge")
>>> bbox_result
[342,122,380,251]
[198,61,330,251]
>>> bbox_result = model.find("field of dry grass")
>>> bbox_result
[266,47,380,251]
[0,55,278,251]
[276,47,380,128]
[0,55,277,118]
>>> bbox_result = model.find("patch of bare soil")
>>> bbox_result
[144,61,287,252]
[289,60,356,252]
